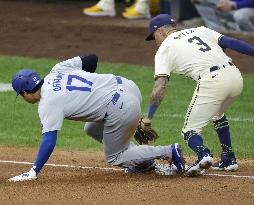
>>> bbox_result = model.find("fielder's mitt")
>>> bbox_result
[134,119,159,145]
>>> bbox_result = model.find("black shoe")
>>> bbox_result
[125,160,155,174]
[212,157,238,171]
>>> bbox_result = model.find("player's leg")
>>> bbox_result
[103,79,184,173]
[212,113,238,171]
[109,142,185,174]
[84,122,104,143]
[183,67,243,175]
[211,70,243,171]
[182,77,231,175]
[233,8,254,31]
[182,82,217,174]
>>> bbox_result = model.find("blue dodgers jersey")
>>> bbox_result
[38,57,117,134]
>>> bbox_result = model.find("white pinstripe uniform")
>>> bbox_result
[154,26,243,135]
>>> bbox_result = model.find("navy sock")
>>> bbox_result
[213,115,233,155]
[183,131,210,158]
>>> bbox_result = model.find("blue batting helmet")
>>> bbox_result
[12,69,42,96]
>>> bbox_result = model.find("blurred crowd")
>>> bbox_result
[83,0,254,32]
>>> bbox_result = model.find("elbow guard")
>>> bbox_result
[80,54,98,73]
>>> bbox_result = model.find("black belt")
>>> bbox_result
[111,77,123,105]
[210,61,234,73]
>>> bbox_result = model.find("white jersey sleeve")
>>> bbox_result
[50,56,82,73]
[154,43,176,79]
[199,26,223,44]
[38,96,65,134]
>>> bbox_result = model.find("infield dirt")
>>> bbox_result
[0,1,254,204]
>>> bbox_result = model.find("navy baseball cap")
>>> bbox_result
[12,69,42,96]
[145,14,176,41]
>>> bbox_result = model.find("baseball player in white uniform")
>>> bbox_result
[9,54,184,182]
[142,14,254,176]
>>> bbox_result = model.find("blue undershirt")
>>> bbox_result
[33,130,57,175]
[219,35,254,57]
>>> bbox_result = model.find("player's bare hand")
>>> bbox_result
[216,0,235,12]
[140,117,152,131]
[8,168,37,182]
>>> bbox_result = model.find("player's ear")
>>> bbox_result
[159,28,167,37]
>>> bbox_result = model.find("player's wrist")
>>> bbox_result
[147,104,158,120]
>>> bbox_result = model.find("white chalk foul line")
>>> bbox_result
[0,83,13,92]
[0,160,123,172]
[205,173,254,179]
[1,160,254,179]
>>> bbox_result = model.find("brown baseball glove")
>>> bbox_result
[134,118,159,145]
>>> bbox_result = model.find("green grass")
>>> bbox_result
[0,55,254,158]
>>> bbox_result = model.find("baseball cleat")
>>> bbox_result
[212,158,238,171]
[171,143,185,174]
[186,153,213,177]
[122,7,150,19]
[8,168,37,182]
[125,160,155,173]
[83,5,116,17]
[154,164,178,176]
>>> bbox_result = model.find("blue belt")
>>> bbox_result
[111,77,122,105]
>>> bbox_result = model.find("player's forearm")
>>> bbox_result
[33,131,57,175]
[147,76,169,119]
[219,36,254,57]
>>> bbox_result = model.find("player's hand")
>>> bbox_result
[140,117,152,131]
[8,168,37,182]
[217,0,236,12]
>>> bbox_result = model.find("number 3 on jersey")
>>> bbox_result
[66,74,93,92]
[188,36,211,52]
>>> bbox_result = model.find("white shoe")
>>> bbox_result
[186,154,213,177]
[8,168,37,182]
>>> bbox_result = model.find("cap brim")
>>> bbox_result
[145,32,155,41]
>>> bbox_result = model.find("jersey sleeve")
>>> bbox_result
[50,57,82,73]
[200,26,223,44]
[38,100,65,134]
[154,43,174,79]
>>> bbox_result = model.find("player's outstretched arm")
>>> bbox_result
[142,76,169,128]
[219,36,254,57]
[8,131,57,182]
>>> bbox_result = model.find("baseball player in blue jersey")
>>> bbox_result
[9,54,184,182]
[142,14,254,176]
